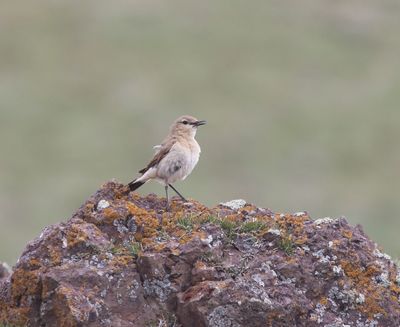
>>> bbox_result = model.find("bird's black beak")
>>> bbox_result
[193,120,206,127]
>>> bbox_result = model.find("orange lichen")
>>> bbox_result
[194,260,207,269]
[127,202,159,238]
[390,283,400,295]
[0,306,30,326]
[342,230,353,239]
[110,255,134,267]
[152,243,166,252]
[171,248,181,256]
[276,214,308,243]
[319,297,328,306]
[340,259,387,318]
[28,258,42,269]
[48,247,62,266]
[102,207,120,223]
[294,235,308,245]
[66,224,101,252]
[11,269,41,299]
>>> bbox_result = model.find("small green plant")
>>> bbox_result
[200,251,213,262]
[225,253,253,278]
[145,311,178,327]
[239,221,266,234]
[219,219,238,240]
[200,215,219,225]
[110,245,129,256]
[129,242,142,258]
[157,228,171,241]
[278,234,295,255]
[177,215,195,232]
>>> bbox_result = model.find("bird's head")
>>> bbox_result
[171,115,206,137]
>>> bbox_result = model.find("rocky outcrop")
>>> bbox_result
[1,181,399,326]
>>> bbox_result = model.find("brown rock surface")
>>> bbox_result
[1,181,400,326]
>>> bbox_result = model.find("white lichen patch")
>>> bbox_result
[375,271,390,288]
[143,278,172,302]
[0,262,11,275]
[356,318,379,327]
[220,199,246,210]
[208,306,241,327]
[113,219,128,234]
[259,261,278,278]
[252,274,265,287]
[328,286,365,309]
[314,217,337,226]
[311,303,326,324]
[355,293,365,304]
[267,228,281,236]
[280,277,296,285]
[313,249,332,264]
[248,276,273,305]
[128,279,140,300]
[62,237,68,249]
[294,211,306,217]
[373,248,391,261]
[332,265,343,276]
[97,200,110,210]
[201,234,213,247]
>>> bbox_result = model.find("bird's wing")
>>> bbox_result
[138,139,175,175]
[153,144,162,152]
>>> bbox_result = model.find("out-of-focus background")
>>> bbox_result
[1,0,400,264]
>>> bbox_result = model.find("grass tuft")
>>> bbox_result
[239,221,266,234]
[219,220,238,240]
[278,234,295,255]
[176,215,195,232]
[129,242,142,258]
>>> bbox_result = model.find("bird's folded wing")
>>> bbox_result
[138,140,175,174]
[153,144,162,151]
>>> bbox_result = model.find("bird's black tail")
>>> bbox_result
[128,179,145,191]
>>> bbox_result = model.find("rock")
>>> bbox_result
[220,199,247,210]
[1,181,400,326]
[0,262,11,284]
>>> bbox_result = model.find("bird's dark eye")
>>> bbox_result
[181,120,188,125]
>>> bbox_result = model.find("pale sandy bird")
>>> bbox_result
[128,115,206,208]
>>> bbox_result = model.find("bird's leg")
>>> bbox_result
[165,185,170,211]
[168,184,188,202]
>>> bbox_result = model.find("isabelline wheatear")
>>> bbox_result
[128,115,206,208]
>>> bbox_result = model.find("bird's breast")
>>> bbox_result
[175,139,200,181]
[188,140,201,170]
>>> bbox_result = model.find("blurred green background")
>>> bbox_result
[1,0,400,264]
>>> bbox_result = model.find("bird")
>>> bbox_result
[128,115,206,209]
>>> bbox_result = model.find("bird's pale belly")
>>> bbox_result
[157,148,200,185]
